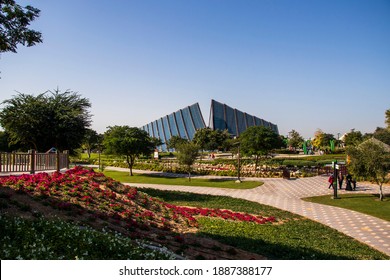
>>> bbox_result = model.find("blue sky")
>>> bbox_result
[1,0,389,139]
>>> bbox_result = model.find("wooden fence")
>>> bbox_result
[0,150,69,174]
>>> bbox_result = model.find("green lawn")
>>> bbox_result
[303,193,390,222]
[140,188,389,260]
[103,170,262,189]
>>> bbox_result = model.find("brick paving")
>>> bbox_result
[114,168,390,257]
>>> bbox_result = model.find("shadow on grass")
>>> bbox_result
[198,232,359,260]
[205,178,236,183]
[142,187,215,203]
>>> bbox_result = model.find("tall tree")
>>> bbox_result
[193,127,230,153]
[239,126,280,173]
[344,130,363,147]
[346,139,390,201]
[312,129,335,151]
[385,109,390,129]
[176,141,199,181]
[0,0,42,53]
[166,135,188,150]
[103,126,154,176]
[81,129,100,158]
[288,129,304,150]
[0,89,91,153]
[373,127,390,146]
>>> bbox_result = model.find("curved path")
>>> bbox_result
[113,168,390,257]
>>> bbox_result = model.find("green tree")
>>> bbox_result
[103,126,154,176]
[0,89,91,153]
[0,130,23,151]
[385,109,390,129]
[0,0,42,53]
[213,129,230,151]
[288,129,304,150]
[344,130,363,146]
[312,129,335,152]
[166,135,188,150]
[150,137,163,150]
[0,130,10,151]
[373,127,390,146]
[81,129,100,158]
[239,126,280,173]
[193,127,213,152]
[193,127,230,154]
[346,139,390,201]
[176,141,199,181]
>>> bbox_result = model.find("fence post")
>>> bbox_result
[12,152,16,172]
[64,150,69,169]
[56,150,60,172]
[29,149,36,174]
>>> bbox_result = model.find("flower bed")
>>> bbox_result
[0,166,277,229]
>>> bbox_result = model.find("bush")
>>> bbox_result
[282,160,316,167]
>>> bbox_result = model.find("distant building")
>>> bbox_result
[141,99,279,151]
[141,103,206,151]
[209,99,279,137]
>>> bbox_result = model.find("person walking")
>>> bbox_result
[338,173,344,189]
[328,174,334,189]
[346,174,353,191]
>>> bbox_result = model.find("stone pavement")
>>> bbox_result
[109,167,390,257]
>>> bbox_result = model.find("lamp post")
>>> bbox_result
[332,160,340,199]
[233,137,241,183]
[97,142,103,172]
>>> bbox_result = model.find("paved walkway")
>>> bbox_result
[104,167,390,257]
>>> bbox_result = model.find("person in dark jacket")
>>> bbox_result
[345,174,353,191]
[338,173,344,189]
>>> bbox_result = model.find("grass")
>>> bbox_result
[140,188,389,260]
[103,170,263,189]
[303,193,390,222]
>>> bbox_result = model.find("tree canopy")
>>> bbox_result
[312,129,335,151]
[81,129,102,158]
[373,127,390,146]
[176,141,199,181]
[344,130,363,147]
[166,135,188,150]
[239,126,281,172]
[193,127,230,152]
[288,129,304,150]
[0,89,91,153]
[103,126,155,176]
[346,139,390,201]
[0,0,42,53]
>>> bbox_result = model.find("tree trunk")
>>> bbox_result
[188,167,191,181]
[379,183,384,201]
[255,155,259,174]
[126,155,134,176]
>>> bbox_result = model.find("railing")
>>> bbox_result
[0,150,69,174]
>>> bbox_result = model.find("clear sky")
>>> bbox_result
[1,0,389,139]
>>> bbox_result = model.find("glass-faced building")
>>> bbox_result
[141,100,278,151]
[209,99,279,136]
[141,103,206,151]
